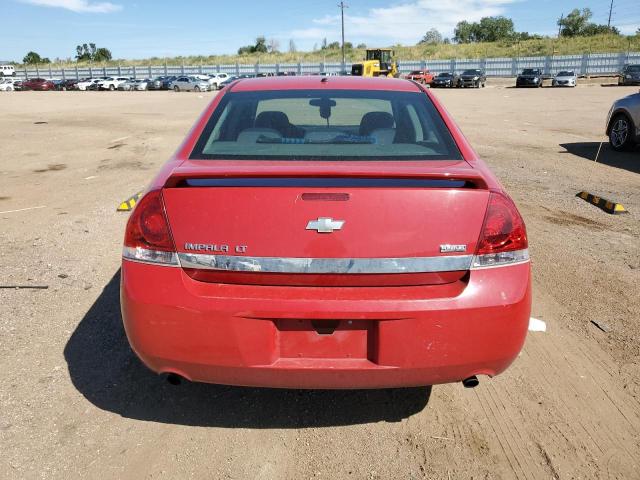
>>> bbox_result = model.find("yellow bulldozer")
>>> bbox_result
[351,49,399,78]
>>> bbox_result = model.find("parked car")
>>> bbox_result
[552,70,577,87]
[207,72,232,89]
[218,75,239,89]
[606,90,640,151]
[21,78,55,91]
[459,69,486,88]
[59,79,81,90]
[516,68,543,88]
[118,79,150,91]
[160,76,178,90]
[76,78,100,91]
[118,79,136,91]
[98,77,131,91]
[432,72,460,88]
[405,70,434,85]
[170,76,210,92]
[134,79,150,91]
[0,78,20,91]
[0,65,16,77]
[120,76,531,390]
[51,79,68,91]
[618,64,640,86]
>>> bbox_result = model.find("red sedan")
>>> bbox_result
[121,76,531,389]
[21,78,55,91]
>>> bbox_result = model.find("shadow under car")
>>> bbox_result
[64,270,432,428]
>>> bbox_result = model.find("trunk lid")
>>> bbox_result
[162,161,489,286]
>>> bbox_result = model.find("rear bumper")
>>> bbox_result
[121,260,531,389]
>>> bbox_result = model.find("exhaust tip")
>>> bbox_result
[165,373,182,386]
[462,375,479,388]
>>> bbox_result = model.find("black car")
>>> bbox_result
[516,68,543,88]
[432,72,460,88]
[618,64,640,86]
[218,75,239,89]
[52,79,80,90]
[160,76,178,90]
[459,69,486,88]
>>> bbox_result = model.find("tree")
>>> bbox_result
[356,43,367,49]
[75,43,111,62]
[558,8,592,37]
[582,24,619,36]
[558,9,620,37]
[237,36,269,55]
[419,28,443,45]
[254,36,268,53]
[478,16,514,42]
[454,21,477,43]
[344,41,353,49]
[267,38,280,53]
[23,51,43,64]
[93,47,112,61]
[288,39,297,53]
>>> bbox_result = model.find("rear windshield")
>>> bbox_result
[190,89,462,161]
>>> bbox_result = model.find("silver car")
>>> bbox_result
[170,76,209,92]
[606,90,640,151]
[552,70,577,87]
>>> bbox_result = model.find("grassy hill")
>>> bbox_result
[20,34,640,67]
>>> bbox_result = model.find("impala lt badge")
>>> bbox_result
[440,244,467,253]
[306,217,345,233]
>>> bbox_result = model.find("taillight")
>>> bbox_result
[472,192,529,268]
[123,189,178,266]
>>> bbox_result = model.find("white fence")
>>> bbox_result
[12,51,640,80]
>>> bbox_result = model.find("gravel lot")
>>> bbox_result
[1,85,639,479]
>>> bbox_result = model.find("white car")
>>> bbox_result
[76,78,102,91]
[552,70,577,87]
[0,65,16,77]
[207,72,231,89]
[98,77,131,91]
[0,78,20,91]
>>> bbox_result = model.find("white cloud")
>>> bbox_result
[618,23,639,35]
[21,0,122,13]
[291,0,518,45]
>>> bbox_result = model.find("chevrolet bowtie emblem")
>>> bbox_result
[306,217,345,233]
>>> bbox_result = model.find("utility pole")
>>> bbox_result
[607,0,614,27]
[338,1,348,72]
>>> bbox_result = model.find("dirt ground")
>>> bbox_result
[1,84,639,480]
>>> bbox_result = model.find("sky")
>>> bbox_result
[1,0,639,61]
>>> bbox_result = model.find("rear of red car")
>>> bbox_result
[120,77,531,389]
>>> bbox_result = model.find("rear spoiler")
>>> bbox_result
[163,162,489,190]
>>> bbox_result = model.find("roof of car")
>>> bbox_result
[229,76,422,93]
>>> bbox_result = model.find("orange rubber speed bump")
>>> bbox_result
[576,191,627,215]
[117,192,143,212]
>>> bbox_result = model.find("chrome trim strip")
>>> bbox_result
[177,252,473,274]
